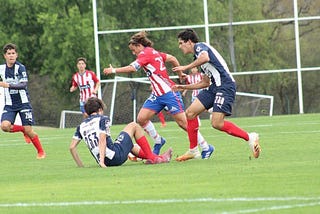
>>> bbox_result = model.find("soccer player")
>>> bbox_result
[69,97,172,168]
[70,57,100,118]
[103,31,214,159]
[0,43,46,159]
[172,29,261,161]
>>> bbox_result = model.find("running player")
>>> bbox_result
[172,28,261,161]
[103,31,214,159]
[0,43,45,159]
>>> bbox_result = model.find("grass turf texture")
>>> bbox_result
[0,114,319,213]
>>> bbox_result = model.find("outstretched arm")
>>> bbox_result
[70,139,84,167]
[103,64,136,75]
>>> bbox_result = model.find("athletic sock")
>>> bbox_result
[187,117,199,149]
[198,131,209,151]
[30,135,44,153]
[136,136,155,160]
[157,112,166,126]
[11,125,24,133]
[143,121,161,144]
[221,120,249,141]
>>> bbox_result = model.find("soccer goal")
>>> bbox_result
[59,110,83,129]
[100,76,274,125]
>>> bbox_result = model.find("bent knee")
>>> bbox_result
[185,110,197,120]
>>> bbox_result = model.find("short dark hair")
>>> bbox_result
[177,29,199,43]
[3,43,17,54]
[84,97,105,115]
[76,57,87,64]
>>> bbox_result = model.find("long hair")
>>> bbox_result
[128,31,153,47]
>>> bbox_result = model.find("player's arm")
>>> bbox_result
[70,85,77,92]
[165,54,185,81]
[98,132,107,168]
[69,138,84,167]
[173,51,210,73]
[103,64,136,75]
[0,81,27,89]
[172,75,210,91]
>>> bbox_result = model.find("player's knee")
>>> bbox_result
[1,123,11,132]
[211,120,223,130]
[185,109,197,120]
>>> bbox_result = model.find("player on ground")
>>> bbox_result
[70,57,100,118]
[172,29,261,161]
[0,43,46,159]
[69,97,172,167]
[103,31,214,159]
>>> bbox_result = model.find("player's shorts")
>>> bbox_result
[197,83,236,116]
[1,106,34,126]
[142,91,185,115]
[104,131,134,166]
[79,101,85,113]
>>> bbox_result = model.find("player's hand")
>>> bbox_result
[0,82,9,88]
[103,64,114,75]
[171,85,184,92]
[172,65,187,73]
[99,161,107,168]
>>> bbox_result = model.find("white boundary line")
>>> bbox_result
[1,197,319,208]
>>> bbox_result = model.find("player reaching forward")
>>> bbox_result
[103,31,214,159]
[172,29,261,161]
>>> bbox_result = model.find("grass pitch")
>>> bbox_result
[0,114,319,213]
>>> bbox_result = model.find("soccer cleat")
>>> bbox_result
[201,144,215,159]
[248,132,261,158]
[37,152,46,159]
[145,148,173,164]
[23,133,32,144]
[175,149,201,162]
[153,137,166,155]
[160,147,173,162]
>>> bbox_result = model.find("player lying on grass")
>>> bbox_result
[69,97,172,168]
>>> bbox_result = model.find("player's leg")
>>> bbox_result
[157,111,166,127]
[138,94,166,155]
[124,122,172,164]
[0,111,31,143]
[20,109,46,159]
[175,99,206,161]
[211,87,261,158]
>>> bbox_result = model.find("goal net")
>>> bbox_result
[102,76,273,125]
[59,76,273,128]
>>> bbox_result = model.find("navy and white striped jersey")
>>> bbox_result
[194,42,235,87]
[73,114,116,164]
[0,61,31,111]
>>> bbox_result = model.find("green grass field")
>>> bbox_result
[0,113,319,213]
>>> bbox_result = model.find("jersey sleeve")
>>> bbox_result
[71,74,78,87]
[99,116,111,137]
[89,70,100,83]
[72,126,82,140]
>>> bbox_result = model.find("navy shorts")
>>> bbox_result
[104,131,133,166]
[142,91,185,115]
[197,83,236,116]
[1,107,34,126]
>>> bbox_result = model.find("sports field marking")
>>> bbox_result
[1,197,319,209]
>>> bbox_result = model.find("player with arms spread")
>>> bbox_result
[172,29,261,161]
[0,43,45,159]
[69,97,172,168]
[70,57,100,118]
[103,31,213,159]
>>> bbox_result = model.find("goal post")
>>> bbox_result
[59,110,83,129]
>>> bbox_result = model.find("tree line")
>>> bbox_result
[0,0,319,127]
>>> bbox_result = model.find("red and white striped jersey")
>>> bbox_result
[185,72,203,97]
[130,47,176,97]
[71,70,99,102]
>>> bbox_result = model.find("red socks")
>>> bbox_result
[136,136,156,160]
[187,117,199,149]
[11,125,25,133]
[30,135,44,153]
[221,120,249,141]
